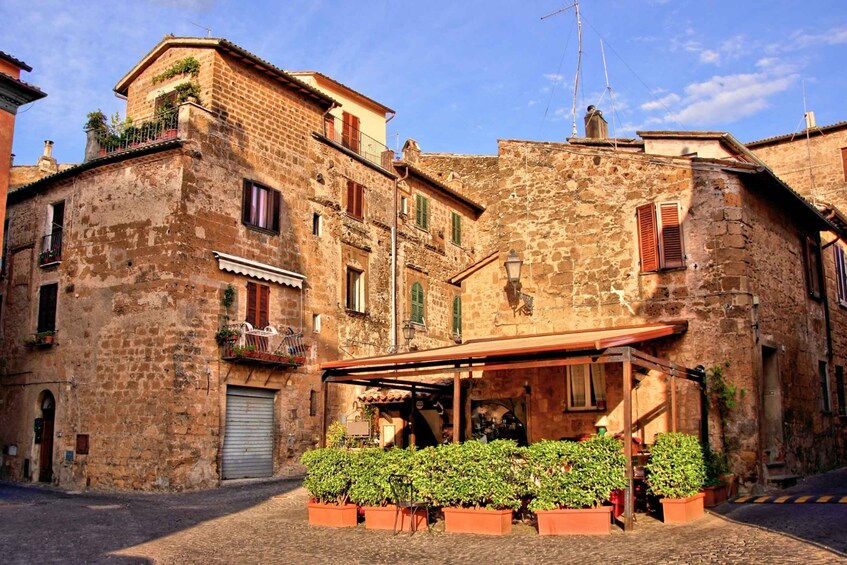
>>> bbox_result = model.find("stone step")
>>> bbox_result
[766,460,786,469]
[766,474,799,488]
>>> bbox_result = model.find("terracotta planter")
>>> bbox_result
[536,506,612,536]
[722,474,739,498]
[306,502,357,528]
[702,484,728,507]
[363,505,427,531]
[660,492,705,524]
[442,507,512,535]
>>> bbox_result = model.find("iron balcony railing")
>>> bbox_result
[221,322,308,365]
[324,121,392,169]
[97,110,179,156]
[39,230,63,264]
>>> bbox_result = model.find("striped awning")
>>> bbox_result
[213,251,305,288]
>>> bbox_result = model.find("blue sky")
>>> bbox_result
[4,0,847,165]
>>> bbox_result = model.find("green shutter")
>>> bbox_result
[452,296,462,335]
[411,282,424,323]
[451,212,461,245]
[415,194,429,230]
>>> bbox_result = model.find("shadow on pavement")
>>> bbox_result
[0,477,302,564]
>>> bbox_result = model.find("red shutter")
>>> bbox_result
[636,204,659,272]
[271,189,281,233]
[342,112,353,149]
[246,282,258,327]
[346,180,355,216]
[258,284,270,329]
[658,202,685,269]
[350,115,360,153]
[325,115,335,141]
[242,181,252,224]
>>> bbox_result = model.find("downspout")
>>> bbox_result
[392,163,411,352]
[321,102,340,137]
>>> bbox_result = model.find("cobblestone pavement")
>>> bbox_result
[1,475,845,564]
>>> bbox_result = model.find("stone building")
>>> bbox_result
[0,37,480,490]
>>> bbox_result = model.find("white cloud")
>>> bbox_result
[527,100,537,107]
[699,50,720,64]
[792,25,847,47]
[544,73,565,84]
[641,93,680,112]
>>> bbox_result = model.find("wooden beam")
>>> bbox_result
[410,385,417,447]
[453,372,461,443]
[670,373,677,433]
[319,380,328,449]
[623,360,634,532]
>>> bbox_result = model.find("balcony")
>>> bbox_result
[324,121,392,170]
[39,230,63,266]
[94,110,179,157]
[219,322,308,366]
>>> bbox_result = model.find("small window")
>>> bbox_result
[836,366,846,416]
[154,91,178,115]
[346,267,365,312]
[411,282,425,324]
[452,295,462,336]
[835,245,847,306]
[37,283,58,334]
[804,236,823,299]
[451,212,462,246]
[246,282,270,329]
[242,180,281,234]
[312,213,322,237]
[309,390,319,417]
[313,313,321,333]
[400,196,409,216]
[820,360,831,413]
[415,194,430,231]
[346,180,364,220]
[636,202,685,272]
[566,364,606,411]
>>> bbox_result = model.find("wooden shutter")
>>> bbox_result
[258,284,270,329]
[452,212,461,245]
[324,115,335,141]
[411,283,424,323]
[835,246,847,306]
[342,112,360,152]
[346,181,363,219]
[350,114,361,153]
[842,147,847,182]
[452,296,462,335]
[37,283,58,333]
[242,181,253,224]
[636,204,659,272]
[271,190,281,233]
[658,202,685,269]
[805,237,822,298]
[246,282,258,327]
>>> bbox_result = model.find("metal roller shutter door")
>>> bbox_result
[222,387,275,479]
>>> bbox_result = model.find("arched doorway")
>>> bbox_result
[37,391,55,483]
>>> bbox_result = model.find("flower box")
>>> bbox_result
[363,505,426,531]
[660,492,705,524]
[536,506,612,536]
[442,507,512,535]
[306,502,357,528]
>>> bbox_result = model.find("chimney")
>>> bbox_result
[402,138,421,164]
[37,140,58,174]
[584,105,608,139]
[805,111,817,130]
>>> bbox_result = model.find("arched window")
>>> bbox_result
[411,282,425,324]
[452,296,462,336]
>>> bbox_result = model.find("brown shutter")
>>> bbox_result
[806,237,822,298]
[658,202,685,269]
[271,189,281,233]
[242,181,252,224]
[350,115,361,153]
[346,180,355,216]
[354,183,363,218]
[636,204,659,272]
[246,282,258,327]
[342,112,352,149]
[258,284,270,328]
[324,115,335,141]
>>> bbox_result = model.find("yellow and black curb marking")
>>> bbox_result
[733,495,847,504]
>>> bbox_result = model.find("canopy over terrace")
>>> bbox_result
[320,321,705,530]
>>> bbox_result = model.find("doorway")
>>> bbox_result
[38,391,55,483]
[761,346,784,464]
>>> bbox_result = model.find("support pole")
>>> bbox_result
[319,380,328,448]
[670,372,677,433]
[623,360,634,532]
[453,372,462,443]
[410,385,417,447]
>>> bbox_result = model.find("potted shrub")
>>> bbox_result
[702,446,729,507]
[300,447,357,527]
[646,433,707,523]
[39,248,61,265]
[348,448,423,530]
[413,440,523,535]
[36,331,55,346]
[525,437,626,535]
[214,327,240,346]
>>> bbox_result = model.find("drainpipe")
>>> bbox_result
[392,163,410,352]
[321,103,340,138]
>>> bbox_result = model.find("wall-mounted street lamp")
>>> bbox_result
[503,249,534,315]
[402,320,416,350]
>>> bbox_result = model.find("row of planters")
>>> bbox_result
[302,432,710,536]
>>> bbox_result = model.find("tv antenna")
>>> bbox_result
[600,40,617,149]
[190,21,213,37]
[542,1,582,138]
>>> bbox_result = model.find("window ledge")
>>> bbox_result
[639,266,687,276]
[39,260,62,268]
[242,222,280,237]
[344,213,364,223]
[414,225,430,234]
[345,309,369,319]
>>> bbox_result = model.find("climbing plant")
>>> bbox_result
[152,56,200,84]
[706,362,745,449]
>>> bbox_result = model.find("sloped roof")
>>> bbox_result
[394,160,485,214]
[0,51,32,72]
[746,121,847,148]
[288,71,394,115]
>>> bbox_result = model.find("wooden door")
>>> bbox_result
[38,399,55,483]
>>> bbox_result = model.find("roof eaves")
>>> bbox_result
[288,70,395,115]
[0,51,32,72]
[0,72,46,105]
[394,160,486,214]
[746,121,847,147]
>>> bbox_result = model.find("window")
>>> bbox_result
[400,196,409,216]
[415,194,430,231]
[341,111,360,153]
[242,180,281,233]
[324,114,336,142]
[836,366,846,416]
[835,245,847,306]
[820,360,831,413]
[451,212,462,246]
[411,282,425,324]
[37,283,58,334]
[452,296,462,336]
[566,364,606,411]
[42,201,64,261]
[313,314,321,333]
[246,282,270,329]
[636,202,685,272]
[154,91,178,115]
[346,180,364,220]
[346,267,365,312]
[312,213,322,237]
[804,236,823,299]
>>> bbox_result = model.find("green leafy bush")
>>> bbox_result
[524,437,626,511]
[348,448,411,507]
[411,440,524,510]
[702,446,729,487]
[646,432,706,499]
[300,447,353,505]
[152,57,201,84]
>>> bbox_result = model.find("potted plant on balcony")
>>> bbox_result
[413,440,523,535]
[646,432,707,523]
[301,447,357,527]
[214,327,240,346]
[525,436,626,535]
[38,248,61,265]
